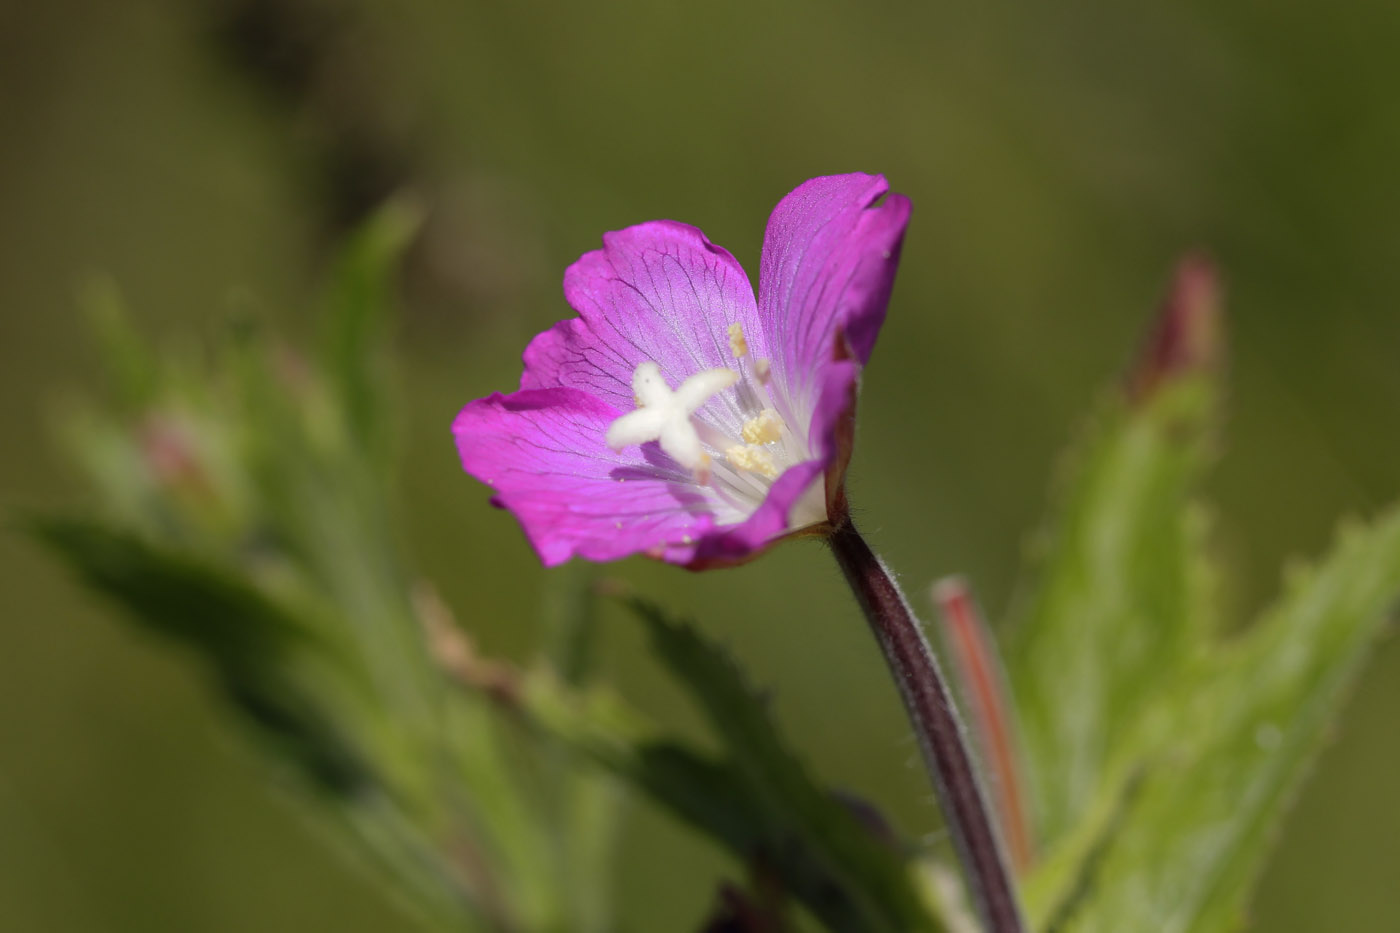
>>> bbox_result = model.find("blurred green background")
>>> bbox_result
[3,0,1398,929]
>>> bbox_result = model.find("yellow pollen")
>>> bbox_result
[727,322,748,358]
[725,444,779,479]
[693,451,713,485]
[754,358,772,384]
[742,408,784,445]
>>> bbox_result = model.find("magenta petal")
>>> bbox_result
[454,387,741,566]
[758,173,912,411]
[806,358,862,459]
[521,220,766,440]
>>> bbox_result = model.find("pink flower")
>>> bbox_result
[454,174,911,568]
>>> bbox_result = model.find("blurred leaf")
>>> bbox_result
[1006,256,1224,853]
[538,566,622,933]
[552,759,623,933]
[80,277,160,412]
[521,672,871,931]
[1058,505,1400,932]
[1006,262,1400,930]
[1006,375,1217,851]
[40,214,553,933]
[25,520,500,930]
[415,579,628,933]
[540,561,601,687]
[625,599,941,933]
[428,575,626,933]
[29,515,311,664]
[513,665,772,896]
[1007,259,1225,922]
[26,515,374,796]
[319,196,421,465]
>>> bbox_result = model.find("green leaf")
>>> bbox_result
[28,515,312,664]
[514,610,948,933]
[1005,375,1218,856]
[626,599,941,933]
[80,278,160,412]
[537,565,622,933]
[27,515,495,929]
[319,197,421,464]
[1058,505,1400,933]
[1007,258,1224,866]
[520,671,887,933]
[26,515,374,796]
[540,561,601,688]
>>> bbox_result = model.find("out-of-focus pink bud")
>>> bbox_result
[1127,253,1223,404]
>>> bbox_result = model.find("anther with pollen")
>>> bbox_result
[725,444,779,479]
[728,322,748,358]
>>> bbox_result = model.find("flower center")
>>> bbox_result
[605,324,817,521]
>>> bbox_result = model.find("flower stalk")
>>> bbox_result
[828,518,1026,933]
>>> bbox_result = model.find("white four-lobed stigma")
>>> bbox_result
[606,361,738,473]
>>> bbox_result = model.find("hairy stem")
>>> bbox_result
[828,518,1025,933]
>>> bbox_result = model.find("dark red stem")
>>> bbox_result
[829,518,1025,933]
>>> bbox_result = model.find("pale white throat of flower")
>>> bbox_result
[604,325,827,529]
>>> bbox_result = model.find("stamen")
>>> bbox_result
[727,322,748,359]
[741,408,784,445]
[693,451,713,486]
[754,358,772,385]
[725,444,779,479]
[693,419,738,453]
[708,450,773,500]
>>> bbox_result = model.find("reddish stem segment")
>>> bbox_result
[934,577,1035,875]
[828,519,1026,933]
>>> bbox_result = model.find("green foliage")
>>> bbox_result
[33,207,629,933]
[320,196,421,466]
[1004,278,1400,930]
[29,515,312,665]
[631,599,941,932]
[1062,506,1400,933]
[535,564,623,933]
[1005,376,1218,853]
[27,516,372,796]
[517,600,944,933]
